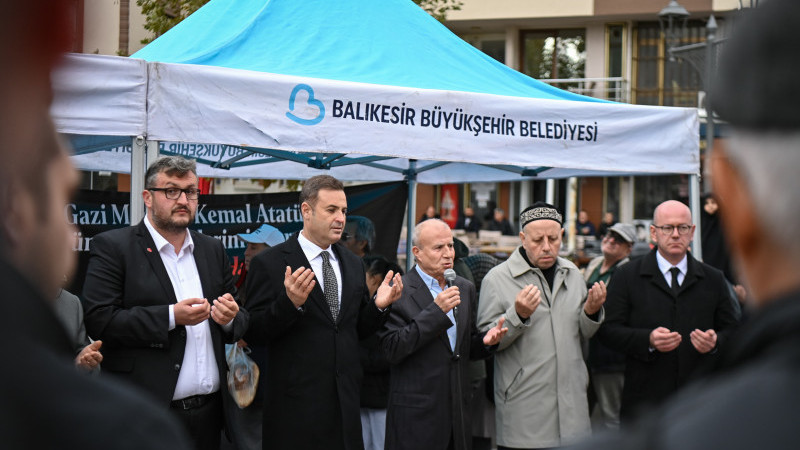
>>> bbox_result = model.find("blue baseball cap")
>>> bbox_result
[237,224,286,247]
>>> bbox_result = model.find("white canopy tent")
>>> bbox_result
[50,0,702,264]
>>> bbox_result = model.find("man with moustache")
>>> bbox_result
[597,200,738,420]
[245,175,403,450]
[583,223,636,430]
[83,156,248,450]
[477,202,607,449]
[379,219,507,450]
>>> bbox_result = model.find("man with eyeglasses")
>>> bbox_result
[597,200,738,421]
[342,215,376,258]
[83,156,249,450]
[583,223,636,430]
[569,3,800,447]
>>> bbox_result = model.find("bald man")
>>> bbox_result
[597,200,738,420]
[569,3,800,448]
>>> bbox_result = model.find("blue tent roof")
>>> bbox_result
[133,0,601,102]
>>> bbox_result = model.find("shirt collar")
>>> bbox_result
[415,265,442,291]
[144,214,193,254]
[656,250,688,275]
[298,230,338,263]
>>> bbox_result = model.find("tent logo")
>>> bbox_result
[286,84,325,126]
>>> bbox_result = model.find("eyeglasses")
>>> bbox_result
[340,231,350,241]
[148,187,200,200]
[652,224,692,235]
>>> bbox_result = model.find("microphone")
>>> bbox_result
[444,269,457,315]
[444,269,457,288]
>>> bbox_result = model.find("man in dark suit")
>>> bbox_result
[379,219,507,450]
[245,175,403,450]
[598,200,738,419]
[83,156,248,450]
[455,206,482,233]
[569,4,800,448]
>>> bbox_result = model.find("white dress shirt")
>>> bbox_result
[656,251,688,288]
[298,231,343,307]
[144,215,219,400]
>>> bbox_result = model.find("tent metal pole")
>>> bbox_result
[546,179,555,205]
[689,173,703,260]
[130,139,161,226]
[405,160,417,273]
[565,177,578,254]
[130,136,147,225]
[146,140,160,167]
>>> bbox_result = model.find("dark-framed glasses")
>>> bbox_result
[604,232,625,244]
[148,187,200,200]
[340,231,350,241]
[653,224,692,235]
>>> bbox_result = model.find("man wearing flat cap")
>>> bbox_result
[583,223,637,430]
[569,1,800,448]
[477,201,607,449]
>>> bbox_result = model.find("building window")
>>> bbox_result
[633,175,687,219]
[79,171,119,191]
[633,20,708,107]
[606,24,626,102]
[463,35,506,64]
[520,29,586,80]
[604,177,620,219]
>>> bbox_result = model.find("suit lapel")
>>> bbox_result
[191,231,213,299]
[679,253,703,295]
[135,222,178,304]
[332,243,357,324]
[283,236,335,323]
[453,280,467,353]
[640,250,675,297]
[408,268,453,353]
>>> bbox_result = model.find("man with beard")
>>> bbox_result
[83,156,248,450]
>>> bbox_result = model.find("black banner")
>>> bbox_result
[68,182,407,294]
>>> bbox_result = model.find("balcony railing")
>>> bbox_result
[538,77,630,103]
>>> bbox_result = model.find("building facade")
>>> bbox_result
[438,0,744,232]
[69,1,747,238]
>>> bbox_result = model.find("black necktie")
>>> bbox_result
[670,267,681,294]
[320,251,339,321]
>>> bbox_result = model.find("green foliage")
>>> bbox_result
[137,0,210,44]
[254,179,302,192]
[413,0,462,22]
[138,0,462,45]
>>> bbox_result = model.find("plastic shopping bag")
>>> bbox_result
[225,343,260,408]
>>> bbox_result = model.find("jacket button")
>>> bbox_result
[180,330,186,337]
[174,364,181,371]
[454,354,461,361]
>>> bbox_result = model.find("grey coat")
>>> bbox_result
[478,249,602,448]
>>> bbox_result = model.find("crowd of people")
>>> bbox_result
[4,1,800,449]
